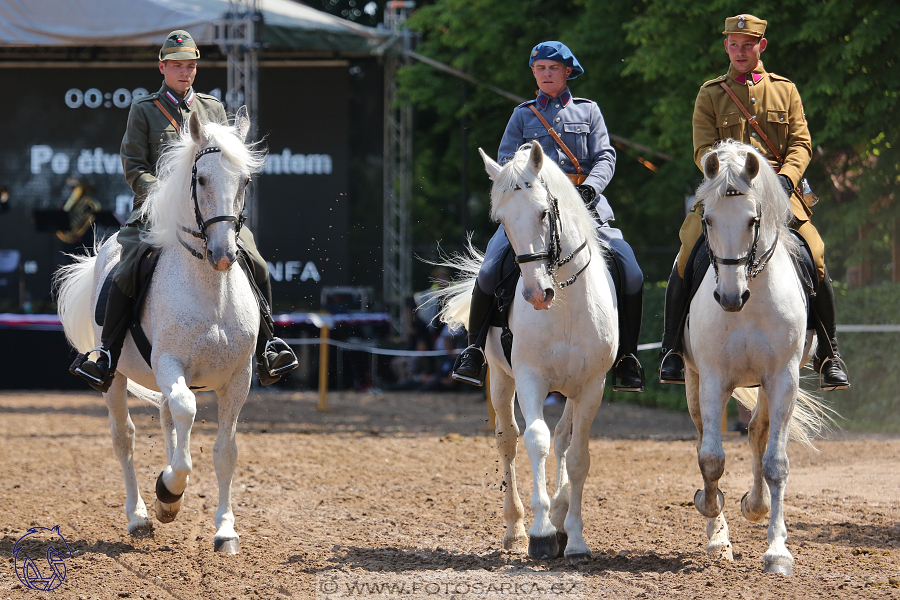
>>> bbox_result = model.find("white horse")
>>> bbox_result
[55,108,263,554]
[683,140,833,574]
[438,142,617,564]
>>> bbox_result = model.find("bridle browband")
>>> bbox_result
[177,145,247,261]
[511,177,590,289]
[702,188,779,282]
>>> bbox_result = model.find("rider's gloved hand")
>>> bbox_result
[575,184,596,204]
[777,174,794,197]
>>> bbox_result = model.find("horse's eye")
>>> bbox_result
[244,176,251,187]
[513,184,522,191]
[197,176,207,187]
[541,209,549,219]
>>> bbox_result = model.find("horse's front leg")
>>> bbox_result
[741,388,771,522]
[760,372,799,575]
[103,375,152,533]
[153,354,196,524]
[560,383,604,565]
[488,364,526,552]
[694,373,733,560]
[549,400,572,551]
[515,370,556,559]
[210,367,252,554]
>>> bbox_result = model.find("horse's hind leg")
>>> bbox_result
[694,373,733,560]
[490,366,526,553]
[103,376,152,533]
[760,373,799,575]
[211,375,250,554]
[560,387,604,565]
[153,356,196,524]
[549,401,572,554]
[741,388,771,522]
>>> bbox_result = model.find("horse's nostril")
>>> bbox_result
[544,288,554,303]
[713,290,721,304]
[741,289,751,305]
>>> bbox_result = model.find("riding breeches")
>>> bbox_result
[113,218,269,298]
[476,224,643,297]
[675,193,825,281]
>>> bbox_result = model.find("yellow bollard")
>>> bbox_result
[317,324,331,412]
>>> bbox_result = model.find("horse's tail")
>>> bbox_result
[423,239,484,331]
[732,378,837,449]
[125,382,162,409]
[54,250,98,354]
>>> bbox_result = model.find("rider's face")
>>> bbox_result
[159,59,198,96]
[724,33,767,74]
[531,60,572,98]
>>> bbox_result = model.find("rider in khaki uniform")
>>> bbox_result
[658,14,850,390]
[72,30,297,391]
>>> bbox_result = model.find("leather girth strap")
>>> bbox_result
[527,104,584,176]
[152,99,181,133]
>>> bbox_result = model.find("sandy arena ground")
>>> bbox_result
[0,389,898,599]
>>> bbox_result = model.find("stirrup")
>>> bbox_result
[264,337,299,376]
[612,353,644,392]
[818,355,850,391]
[73,346,112,385]
[451,345,487,386]
[658,349,686,385]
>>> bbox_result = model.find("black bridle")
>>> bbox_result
[178,145,247,261]
[702,188,779,282]
[511,177,590,289]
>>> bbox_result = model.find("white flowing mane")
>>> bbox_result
[139,119,266,252]
[696,140,799,258]
[490,142,601,258]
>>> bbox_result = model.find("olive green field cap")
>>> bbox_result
[722,14,767,38]
[159,30,200,61]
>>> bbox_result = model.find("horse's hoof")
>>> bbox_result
[763,561,793,576]
[565,552,591,566]
[214,537,240,555]
[154,498,182,524]
[527,534,559,560]
[156,471,185,505]
[127,519,153,536]
[502,533,527,553]
[740,490,769,522]
[555,532,568,558]
[693,488,725,518]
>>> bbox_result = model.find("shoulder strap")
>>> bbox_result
[526,104,584,175]
[152,99,181,133]
[717,81,782,164]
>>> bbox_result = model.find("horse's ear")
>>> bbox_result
[704,152,719,180]
[528,142,543,175]
[742,151,760,183]
[235,105,250,142]
[189,112,208,147]
[479,148,501,180]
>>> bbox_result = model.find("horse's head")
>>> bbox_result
[480,143,557,310]
[699,142,789,312]
[189,107,252,272]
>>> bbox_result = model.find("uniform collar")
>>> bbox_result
[728,62,767,85]
[159,83,196,108]
[536,87,573,110]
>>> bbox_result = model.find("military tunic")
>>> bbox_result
[677,63,825,279]
[479,88,643,297]
[116,82,267,297]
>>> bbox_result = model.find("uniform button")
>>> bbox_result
[751,97,756,103]
[555,117,561,122]
[560,160,565,165]
[751,132,757,137]
[780,117,785,121]
[555,104,560,108]
[724,120,728,125]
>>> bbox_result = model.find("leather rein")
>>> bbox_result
[177,145,247,261]
[702,188,779,282]
[512,177,590,289]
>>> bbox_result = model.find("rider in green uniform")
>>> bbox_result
[72,30,298,391]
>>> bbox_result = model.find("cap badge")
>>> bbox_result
[738,15,745,21]
[176,37,183,43]
[531,50,538,57]
[738,21,745,28]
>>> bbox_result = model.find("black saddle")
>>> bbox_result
[683,229,817,330]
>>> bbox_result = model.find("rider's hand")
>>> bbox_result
[575,184,596,204]
[777,174,794,197]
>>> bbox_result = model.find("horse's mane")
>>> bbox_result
[491,143,601,256]
[696,140,799,257]
[139,119,266,252]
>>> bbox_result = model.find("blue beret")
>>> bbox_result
[528,41,583,80]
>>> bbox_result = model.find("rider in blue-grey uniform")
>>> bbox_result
[451,41,645,392]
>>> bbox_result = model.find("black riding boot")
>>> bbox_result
[451,285,494,386]
[70,284,133,393]
[256,273,298,386]
[613,289,645,392]
[812,270,850,390]
[658,265,688,384]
